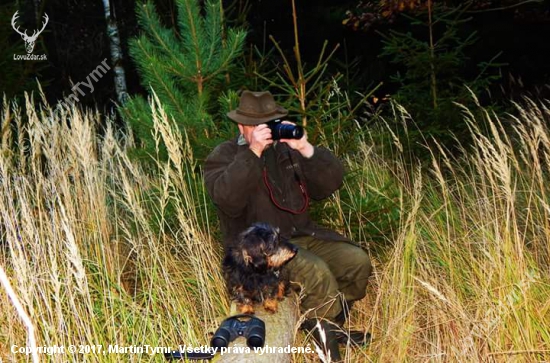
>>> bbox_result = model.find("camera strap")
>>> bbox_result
[164,350,214,360]
[262,145,309,215]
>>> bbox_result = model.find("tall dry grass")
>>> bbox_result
[338,99,550,362]
[1,92,550,363]
[0,93,227,362]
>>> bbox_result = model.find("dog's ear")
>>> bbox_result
[242,250,252,266]
[229,247,252,267]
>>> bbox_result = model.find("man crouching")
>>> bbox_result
[204,90,372,362]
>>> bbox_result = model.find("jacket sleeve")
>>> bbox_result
[204,142,263,217]
[298,146,345,200]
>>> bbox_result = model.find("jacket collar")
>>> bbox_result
[237,134,247,146]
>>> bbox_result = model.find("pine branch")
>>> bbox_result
[205,29,246,82]
[177,0,204,93]
[123,0,245,159]
[138,2,188,74]
[130,37,188,118]
[203,0,223,71]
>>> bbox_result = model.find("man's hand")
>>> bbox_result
[279,121,314,158]
[248,124,273,157]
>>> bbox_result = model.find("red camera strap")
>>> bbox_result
[262,146,309,214]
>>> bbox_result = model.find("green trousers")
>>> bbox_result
[284,236,372,321]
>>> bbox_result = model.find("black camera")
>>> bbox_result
[210,314,265,349]
[267,119,304,140]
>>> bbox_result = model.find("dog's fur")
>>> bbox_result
[223,223,298,314]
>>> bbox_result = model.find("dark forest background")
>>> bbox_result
[2,0,550,155]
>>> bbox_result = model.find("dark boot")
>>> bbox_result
[334,329,371,347]
[333,302,351,326]
[301,319,342,362]
[333,301,371,346]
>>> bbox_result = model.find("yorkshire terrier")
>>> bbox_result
[223,223,298,314]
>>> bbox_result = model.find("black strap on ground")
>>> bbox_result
[164,351,215,360]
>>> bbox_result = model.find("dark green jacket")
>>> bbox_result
[204,138,350,249]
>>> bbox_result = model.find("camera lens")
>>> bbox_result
[271,123,304,140]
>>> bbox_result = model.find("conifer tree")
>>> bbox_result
[121,0,246,159]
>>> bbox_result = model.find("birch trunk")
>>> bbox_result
[102,0,129,105]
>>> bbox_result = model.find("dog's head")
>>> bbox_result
[232,223,298,271]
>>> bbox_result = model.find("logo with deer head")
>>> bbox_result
[11,11,49,54]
